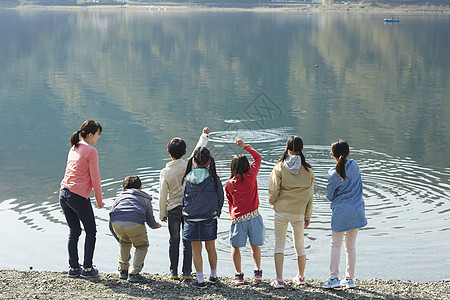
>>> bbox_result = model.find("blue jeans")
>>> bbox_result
[168,206,192,275]
[59,189,97,269]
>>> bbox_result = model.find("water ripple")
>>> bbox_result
[1,136,449,279]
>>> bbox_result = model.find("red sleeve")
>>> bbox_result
[225,181,234,215]
[243,145,261,180]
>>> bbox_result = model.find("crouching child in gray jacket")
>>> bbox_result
[109,175,161,283]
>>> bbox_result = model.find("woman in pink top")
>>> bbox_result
[60,120,104,278]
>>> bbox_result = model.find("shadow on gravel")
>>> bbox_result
[92,275,413,300]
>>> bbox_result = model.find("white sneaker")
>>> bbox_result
[271,279,285,289]
[341,278,355,289]
[292,275,306,286]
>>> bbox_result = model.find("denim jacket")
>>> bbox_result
[182,168,224,221]
[326,159,367,232]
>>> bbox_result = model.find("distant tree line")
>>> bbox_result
[11,0,450,7]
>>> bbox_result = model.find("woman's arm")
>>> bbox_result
[89,149,104,208]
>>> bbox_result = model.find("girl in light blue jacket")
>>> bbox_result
[323,140,367,290]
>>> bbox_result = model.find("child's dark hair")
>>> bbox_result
[70,120,102,148]
[230,154,250,182]
[278,136,311,171]
[168,138,187,159]
[331,139,350,180]
[122,175,142,190]
[183,147,219,190]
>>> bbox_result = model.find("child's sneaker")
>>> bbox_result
[208,276,219,284]
[127,273,146,283]
[191,280,207,289]
[253,269,263,281]
[341,278,355,289]
[119,269,128,280]
[80,267,99,278]
[68,266,81,278]
[233,273,244,285]
[182,274,193,281]
[271,279,285,289]
[170,273,179,280]
[323,278,340,289]
[292,275,306,286]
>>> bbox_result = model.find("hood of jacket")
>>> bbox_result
[115,188,152,203]
[185,168,210,185]
[283,155,302,175]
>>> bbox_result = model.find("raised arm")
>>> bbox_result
[189,127,210,157]
[235,138,262,177]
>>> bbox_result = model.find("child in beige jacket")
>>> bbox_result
[159,127,210,280]
[268,136,315,289]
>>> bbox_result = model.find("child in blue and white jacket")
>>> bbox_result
[323,140,367,290]
[182,146,224,288]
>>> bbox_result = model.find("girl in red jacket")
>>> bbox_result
[225,138,264,285]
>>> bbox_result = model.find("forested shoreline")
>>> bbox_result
[2,0,449,10]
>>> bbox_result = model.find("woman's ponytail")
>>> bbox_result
[331,139,350,180]
[70,130,81,148]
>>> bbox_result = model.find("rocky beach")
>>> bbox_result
[1,270,449,299]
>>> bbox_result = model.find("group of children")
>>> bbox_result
[60,120,367,290]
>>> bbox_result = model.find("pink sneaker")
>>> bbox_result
[293,275,306,286]
[253,269,263,281]
[271,279,285,289]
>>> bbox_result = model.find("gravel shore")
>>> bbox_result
[1,270,449,299]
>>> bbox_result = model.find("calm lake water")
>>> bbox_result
[0,8,449,282]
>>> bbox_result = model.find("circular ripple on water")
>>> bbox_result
[308,147,450,236]
[209,128,289,144]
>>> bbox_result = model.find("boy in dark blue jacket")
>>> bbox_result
[110,175,161,283]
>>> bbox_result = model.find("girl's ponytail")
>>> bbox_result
[299,151,311,171]
[336,155,347,180]
[182,156,195,185]
[209,157,218,191]
[331,139,350,180]
[277,148,289,163]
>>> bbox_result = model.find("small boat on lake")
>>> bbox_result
[384,17,400,23]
